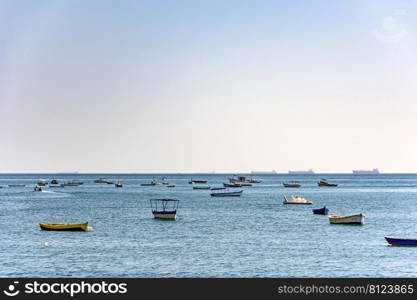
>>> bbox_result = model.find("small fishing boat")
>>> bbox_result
[37,179,48,186]
[49,184,65,188]
[210,190,243,197]
[283,195,312,204]
[115,180,123,188]
[189,179,207,184]
[141,179,160,186]
[223,183,242,188]
[8,184,26,187]
[34,186,42,192]
[166,185,175,188]
[312,206,329,215]
[229,175,261,184]
[50,179,59,185]
[39,222,92,231]
[210,187,226,190]
[94,177,112,184]
[150,198,179,220]
[328,214,365,225]
[63,179,83,186]
[317,179,338,187]
[193,186,211,190]
[283,181,301,188]
[385,237,417,246]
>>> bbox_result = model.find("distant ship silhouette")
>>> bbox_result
[352,168,380,174]
[288,169,314,174]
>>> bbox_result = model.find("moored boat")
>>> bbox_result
[312,206,329,215]
[49,184,65,188]
[63,179,83,186]
[39,222,92,231]
[385,237,417,246]
[8,184,26,187]
[283,195,312,204]
[193,186,211,190]
[50,179,59,185]
[150,198,179,220]
[229,175,261,184]
[317,179,338,187]
[223,183,242,188]
[94,177,112,184]
[329,214,365,225]
[189,179,207,184]
[115,180,123,188]
[283,181,301,188]
[34,186,42,192]
[210,187,226,190]
[166,185,175,188]
[141,179,160,186]
[37,179,48,186]
[210,190,243,197]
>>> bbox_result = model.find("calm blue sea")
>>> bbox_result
[1,173,417,277]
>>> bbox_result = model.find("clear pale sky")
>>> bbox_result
[1,0,416,173]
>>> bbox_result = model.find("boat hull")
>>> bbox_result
[283,184,301,188]
[210,191,243,197]
[283,201,312,205]
[329,214,365,225]
[318,183,338,187]
[313,207,329,215]
[39,222,89,231]
[152,211,177,220]
[385,237,417,246]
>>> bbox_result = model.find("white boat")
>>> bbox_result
[283,195,312,204]
[37,179,48,186]
[328,214,365,224]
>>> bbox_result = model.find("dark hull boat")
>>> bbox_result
[210,190,243,197]
[312,206,329,215]
[193,186,211,190]
[317,179,337,187]
[223,183,242,188]
[385,237,417,246]
[150,199,179,220]
[283,182,301,188]
[189,179,207,184]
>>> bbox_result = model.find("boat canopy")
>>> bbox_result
[150,198,179,212]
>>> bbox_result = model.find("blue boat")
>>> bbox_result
[385,237,417,246]
[312,206,329,215]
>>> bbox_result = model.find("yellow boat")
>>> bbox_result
[39,222,92,231]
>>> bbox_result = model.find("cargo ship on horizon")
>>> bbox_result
[352,168,380,174]
[250,170,277,175]
[288,169,315,174]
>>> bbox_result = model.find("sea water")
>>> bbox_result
[1,173,417,277]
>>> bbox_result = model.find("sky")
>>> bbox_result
[1,0,417,173]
